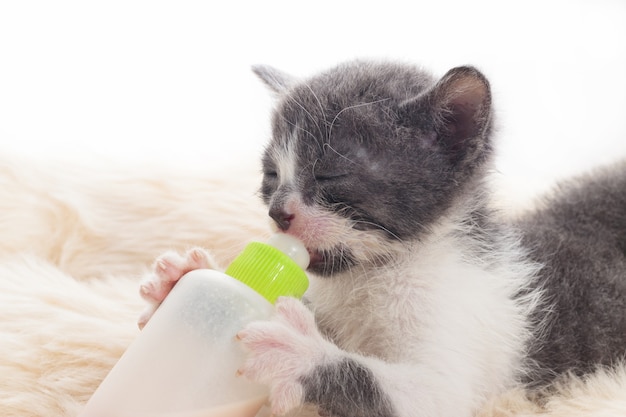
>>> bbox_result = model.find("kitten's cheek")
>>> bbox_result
[269,196,346,251]
[286,214,335,248]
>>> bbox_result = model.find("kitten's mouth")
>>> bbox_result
[307,248,324,268]
[305,246,354,276]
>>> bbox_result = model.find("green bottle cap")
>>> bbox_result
[225,237,309,304]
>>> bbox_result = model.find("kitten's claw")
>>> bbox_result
[137,302,158,330]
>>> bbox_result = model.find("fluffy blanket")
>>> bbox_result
[1,154,625,417]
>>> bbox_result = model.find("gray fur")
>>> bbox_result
[302,358,395,417]
[518,161,626,385]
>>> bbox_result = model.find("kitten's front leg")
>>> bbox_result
[237,297,398,417]
[238,297,477,417]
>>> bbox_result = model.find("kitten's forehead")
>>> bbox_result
[298,61,435,104]
[269,61,435,147]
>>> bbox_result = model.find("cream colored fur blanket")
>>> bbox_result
[1,154,625,417]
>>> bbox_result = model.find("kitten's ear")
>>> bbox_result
[252,65,296,95]
[403,66,492,166]
[431,66,491,143]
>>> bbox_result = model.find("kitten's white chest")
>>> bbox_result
[306,249,444,361]
[305,227,536,396]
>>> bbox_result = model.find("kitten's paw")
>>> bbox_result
[237,297,337,416]
[137,247,217,329]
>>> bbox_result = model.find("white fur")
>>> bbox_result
[271,134,298,189]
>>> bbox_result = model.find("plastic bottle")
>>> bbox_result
[79,234,310,417]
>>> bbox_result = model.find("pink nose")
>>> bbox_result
[269,207,295,231]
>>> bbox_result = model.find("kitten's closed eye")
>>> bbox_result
[263,170,278,180]
[261,170,279,204]
[312,158,351,183]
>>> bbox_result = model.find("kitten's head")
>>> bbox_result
[254,60,492,276]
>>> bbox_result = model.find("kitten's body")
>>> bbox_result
[518,162,626,384]
[141,60,626,417]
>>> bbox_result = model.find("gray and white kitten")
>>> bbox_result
[140,60,626,417]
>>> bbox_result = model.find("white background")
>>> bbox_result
[1,0,625,201]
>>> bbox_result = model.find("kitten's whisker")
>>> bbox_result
[281,116,318,142]
[312,158,321,178]
[327,98,391,142]
[349,219,404,244]
[324,201,407,244]
[287,95,323,138]
[304,83,330,140]
[323,143,356,164]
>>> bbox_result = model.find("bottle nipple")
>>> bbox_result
[266,233,310,270]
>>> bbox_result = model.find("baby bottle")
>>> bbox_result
[79,234,309,417]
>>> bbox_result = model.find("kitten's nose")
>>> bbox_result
[269,206,295,231]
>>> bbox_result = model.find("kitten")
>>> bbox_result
[140,60,626,417]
